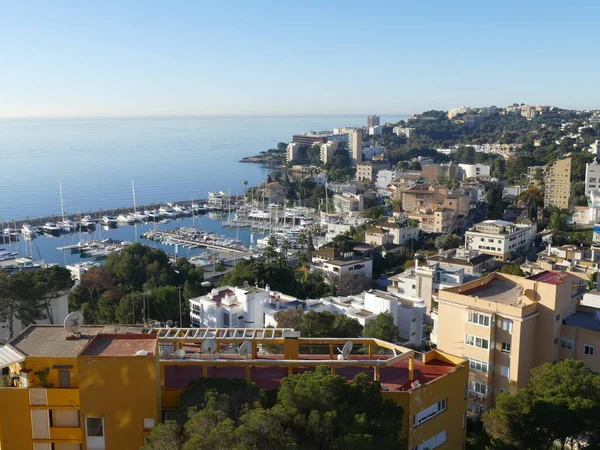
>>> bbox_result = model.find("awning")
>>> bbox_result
[0,345,25,369]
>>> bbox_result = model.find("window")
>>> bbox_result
[469,380,489,396]
[413,399,447,426]
[223,312,230,327]
[413,430,446,450]
[500,365,510,378]
[560,338,574,350]
[467,311,491,327]
[554,337,559,344]
[469,358,489,373]
[585,344,595,356]
[500,319,513,332]
[143,418,155,430]
[467,403,488,415]
[86,418,104,437]
[501,342,511,353]
[465,334,490,349]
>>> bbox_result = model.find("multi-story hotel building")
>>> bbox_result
[465,220,536,262]
[434,271,586,416]
[544,157,572,210]
[0,325,469,450]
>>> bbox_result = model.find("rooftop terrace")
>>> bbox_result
[459,277,524,305]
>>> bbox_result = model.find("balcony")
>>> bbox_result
[49,426,82,441]
[29,388,80,408]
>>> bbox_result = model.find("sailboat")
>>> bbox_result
[57,182,76,233]
[130,181,147,222]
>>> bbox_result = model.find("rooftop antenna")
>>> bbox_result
[337,341,353,360]
[64,311,84,338]
[239,341,252,359]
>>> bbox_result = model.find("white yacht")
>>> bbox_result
[172,204,191,216]
[101,215,118,226]
[159,206,178,218]
[79,215,96,230]
[145,210,162,221]
[57,219,76,233]
[117,213,136,224]
[249,209,272,220]
[41,222,62,235]
[21,224,36,239]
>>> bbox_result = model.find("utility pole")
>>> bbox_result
[178,285,183,327]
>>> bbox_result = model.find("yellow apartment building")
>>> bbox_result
[433,271,586,416]
[0,325,469,450]
[544,157,572,210]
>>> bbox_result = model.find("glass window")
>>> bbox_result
[413,399,447,426]
[469,358,489,373]
[500,365,510,378]
[501,342,511,353]
[585,344,595,356]
[467,311,491,327]
[560,338,574,350]
[469,380,489,395]
[465,334,490,350]
[501,319,513,332]
[86,417,104,437]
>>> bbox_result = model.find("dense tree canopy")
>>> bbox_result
[483,360,600,450]
[434,234,462,250]
[143,367,406,450]
[364,312,400,343]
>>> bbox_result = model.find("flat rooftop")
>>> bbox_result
[8,325,145,358]
[564,311,600,332]
[163,352,456,392]
[527,271,572,285]
[81,334,157,357]
[461,277,524,305]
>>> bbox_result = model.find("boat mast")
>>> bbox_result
[59,181,66,222]
[132,180,137,214]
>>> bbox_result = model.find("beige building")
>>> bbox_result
[544,157,572,210]
[364,226,394,247]
[356,160,391,182]
[401,184,470,233]
[332,192,364,215]
[434,271,582,416]
[320,141,338,164]
[421,164,458,182]
[287,142,301,162]
[348,129,363,164]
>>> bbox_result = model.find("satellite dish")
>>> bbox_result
[201,338,218,354]
[337,341,353,360]
[166,320,173,328]
[239,341,252,358]
[64,311,84,333]
[174,349,186,359]
[192,352,201,360]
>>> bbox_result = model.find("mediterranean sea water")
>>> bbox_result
[0,114,407,265]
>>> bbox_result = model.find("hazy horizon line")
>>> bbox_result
[0,112,414,121]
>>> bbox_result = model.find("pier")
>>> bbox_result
[141,228,255,255]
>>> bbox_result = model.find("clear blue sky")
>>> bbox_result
[2,0,599,118]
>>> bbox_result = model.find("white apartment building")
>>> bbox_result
[287,142,301,162]
[465,220,536,261]
[306,289,425,344]
[376,169,400,190]
[458,164,491,180]
[585,161,600,197]
[189,285,303,329]
[332,192,364,215]
[368,126,382,136]
[388,261,479,316]
[320,141,338,164]
[393,127,414,138]
[310,255,373,281]
[362,145,385,160]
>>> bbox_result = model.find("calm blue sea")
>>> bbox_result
[0,114,407,264]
